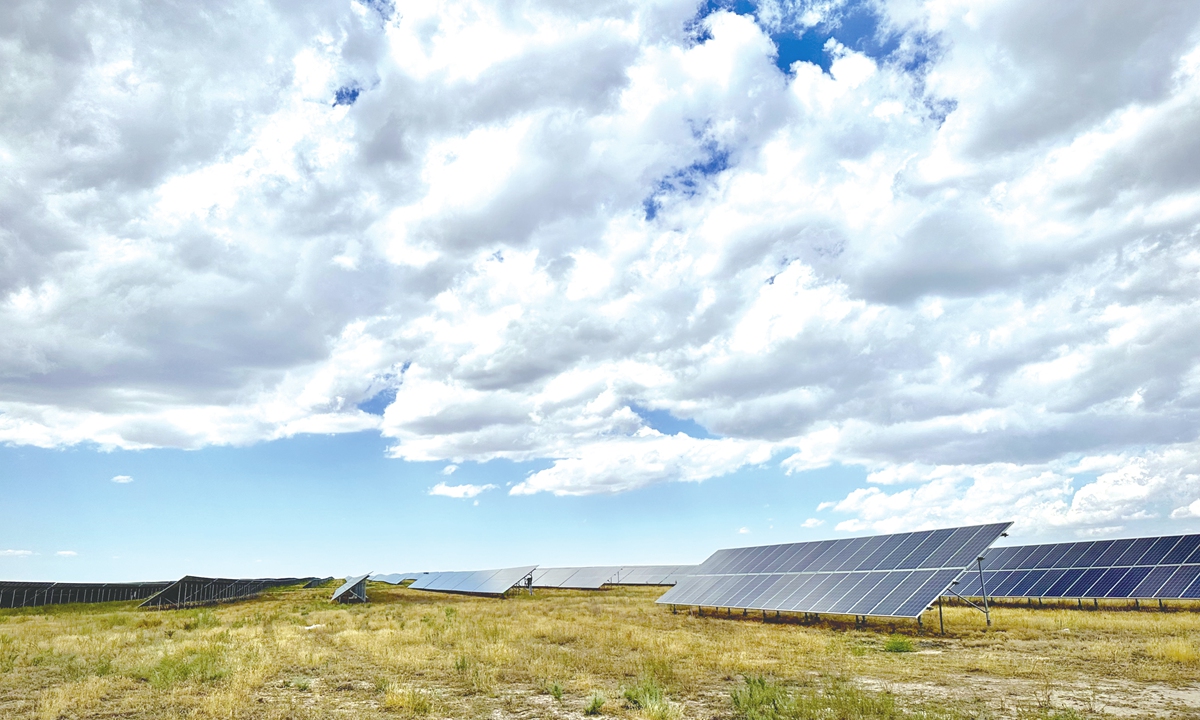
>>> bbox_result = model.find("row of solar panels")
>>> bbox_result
[0,581,173,608]
[11,529,1200,618]
[657,523,1013,619]
[370,565,695,592]
[955,534,1200,601]
[0,577,319,610]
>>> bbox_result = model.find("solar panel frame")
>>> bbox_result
[658,523,1011,620]
[407,566,536,597]
[332,574,370,603]
[965,532,1200,602]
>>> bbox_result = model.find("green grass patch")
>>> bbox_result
[883,635,915,653]
[139,646,228,688]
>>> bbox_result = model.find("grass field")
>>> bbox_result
[2,584,1200,719]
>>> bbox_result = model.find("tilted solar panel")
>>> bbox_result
[408,566,537,597]
[138,576,310,609]
[531,567,623,589]
[656,523,1011,619]
[371,573,422,584]
[332,574,370,603]
[609,565,697,585]
[955,534,1200,600]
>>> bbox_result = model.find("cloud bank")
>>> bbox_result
[3,0,1200,536]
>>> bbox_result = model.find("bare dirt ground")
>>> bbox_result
[2,584,1199,719]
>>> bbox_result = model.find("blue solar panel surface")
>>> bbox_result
[955,535,1200,600]
[656,523,1011,619]
[408,566,537,596]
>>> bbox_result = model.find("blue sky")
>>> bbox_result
[2,434,873,581]
[5,0,1200,581]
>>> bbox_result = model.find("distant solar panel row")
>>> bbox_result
[371,573,422,585]
[532,566,621,589]
[658,523,1011,619]
[610,565,696,585]
[0,581,172,608]
[408,566,537,597]
[531,565,696,589]
[138,576,311,609]
[956,534,1200,600]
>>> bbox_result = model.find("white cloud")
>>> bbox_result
[441,465,458,475]
[801,518,824,528]
[111,475,133,484]
[738,527,750,534]
[56,550,77,557]
[429,482,497,499]
[1,0,1199,534]
[0,550,33,557]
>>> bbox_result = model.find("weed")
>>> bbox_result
[883,635,914,653]
[384,685,434,715]
[624,674,679,719]
[731,676,908,720]
[584,691,606,715]
[139,646,228,688]
[546,680,564,701]
[1147,637,1199,664]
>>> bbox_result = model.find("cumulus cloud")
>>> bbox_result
[111,475,133,484]
[0,550,33,557]
[801,518,824,528]
[56,550,77,557]
[3,0,1200,535]
[429,482,497,499]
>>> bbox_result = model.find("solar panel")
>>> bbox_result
[138,577,310,609]
[370,573,422,584]
[656,523,1011,619]
[531,567,622,589]
[955,534,1200,601]
[0,581,173,608]
[408,566,537,597]
[609,565,697,585]
[529,565,696,588]
[332,574,370,603]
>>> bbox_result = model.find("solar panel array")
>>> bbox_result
[332,574,370,603]
[0,581,172,608]
[532,567,622,589]
[304,577,335,588]
[609,565,696,585]
[657,523,1011,619]
[955,534,1200,600]
[408,566,537,597]
[371,573,423,585]
[138,576,311,609]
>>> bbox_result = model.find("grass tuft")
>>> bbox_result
[584,691,606,715]
[139,646,228,688]
[883,635,914,653]
[383,685,434,715]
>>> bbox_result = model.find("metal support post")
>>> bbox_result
[976,557,991,627]
[938,596,945,635]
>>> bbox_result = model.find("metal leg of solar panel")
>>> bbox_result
[976,556,992,627]
[938,596,944,635]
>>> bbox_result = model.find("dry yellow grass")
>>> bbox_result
[2,584,1199,719]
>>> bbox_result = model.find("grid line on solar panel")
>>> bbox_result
[959,534,1200,601]
[657,523,1011,619]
